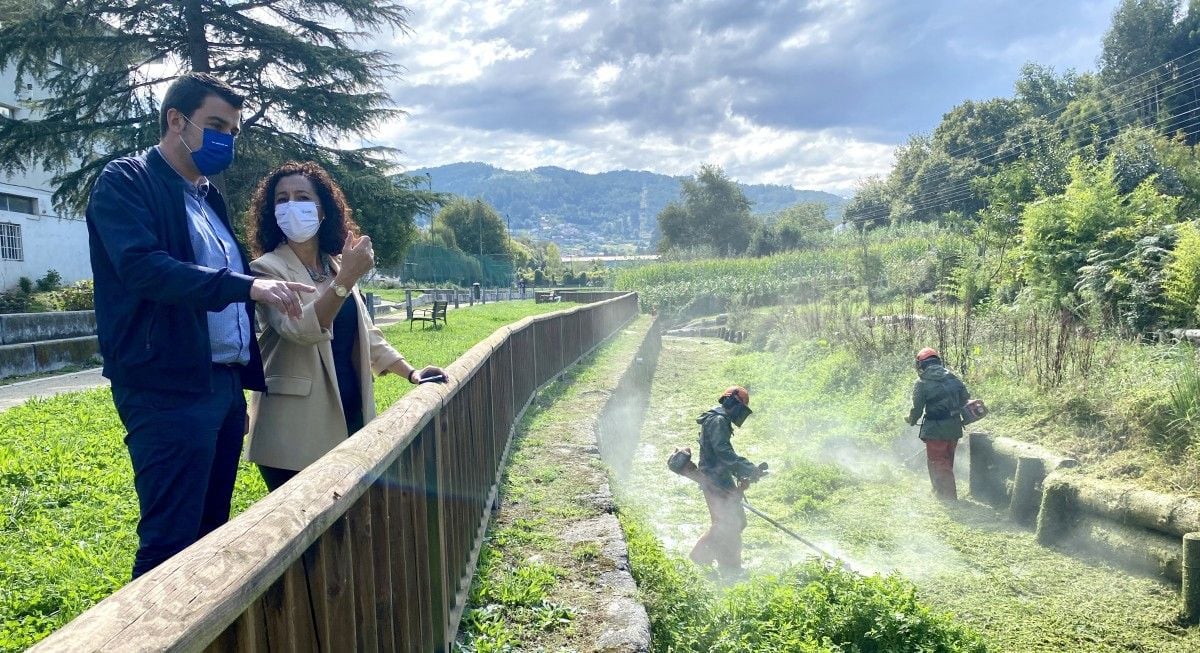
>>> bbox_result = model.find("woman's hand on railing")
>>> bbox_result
[410,365,449,384]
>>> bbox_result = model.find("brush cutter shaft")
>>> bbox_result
[741,499,838,561]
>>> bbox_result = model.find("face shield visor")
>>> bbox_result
[721,396,753,427]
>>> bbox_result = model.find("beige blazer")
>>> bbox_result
[245,243,405,471]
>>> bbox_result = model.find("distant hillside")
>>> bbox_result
[402,162,845,253]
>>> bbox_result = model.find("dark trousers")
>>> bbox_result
[690,483,747,572]
[112,366,246,579]
[923,438,958,500]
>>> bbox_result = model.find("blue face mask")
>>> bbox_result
[180,115,235,175]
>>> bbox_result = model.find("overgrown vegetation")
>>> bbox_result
[0,272,93,315]
[0,301,565,651]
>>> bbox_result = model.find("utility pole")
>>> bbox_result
[477,200,483,257]
[424,173,432,229]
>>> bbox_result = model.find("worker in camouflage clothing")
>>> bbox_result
[690,386,766,579]
[908,347,971,500]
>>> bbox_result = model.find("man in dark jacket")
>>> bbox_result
[908,347,970,500]
[87,73,313,578]
[690,386,765,578]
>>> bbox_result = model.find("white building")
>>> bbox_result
[0,65,92,291]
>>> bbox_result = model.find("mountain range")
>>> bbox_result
[404,162,846,253]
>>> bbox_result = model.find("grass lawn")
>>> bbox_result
[0,300,565,652]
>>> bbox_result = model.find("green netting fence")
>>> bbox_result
[383,244,514,287]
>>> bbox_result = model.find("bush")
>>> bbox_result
[17,277,33,294]
[35,269,63,293]
[0,289,31,314]
[58,280,94,311]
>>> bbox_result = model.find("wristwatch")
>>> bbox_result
[331,282,350,298]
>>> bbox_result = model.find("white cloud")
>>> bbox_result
[367,0,1118,195]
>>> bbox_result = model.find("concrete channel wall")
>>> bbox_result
[0,311,99,378]
[969,430,1200,619]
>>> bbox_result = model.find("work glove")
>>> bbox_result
[747,462,769,482]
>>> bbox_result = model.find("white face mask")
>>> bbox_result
[275,201,321,242]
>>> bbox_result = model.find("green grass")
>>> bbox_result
[371,300,565,411]
[614,223,972,313]
[0,300,566,652]
[619,509,985,652]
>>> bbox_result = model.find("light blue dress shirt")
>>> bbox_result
[168,159,251,366]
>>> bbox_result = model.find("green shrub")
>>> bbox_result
[57,280,94,311]
[618,509,984,652]
[34,270,62,293]
[1163,222,1200,323]
[0,290,31,314]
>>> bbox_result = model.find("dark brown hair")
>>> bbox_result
[246,161,359,258]
[159,72,244,137]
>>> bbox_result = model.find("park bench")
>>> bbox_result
[535,291,560,304]
[410,300,448,330]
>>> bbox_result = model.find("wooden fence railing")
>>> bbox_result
[32,292,640,653]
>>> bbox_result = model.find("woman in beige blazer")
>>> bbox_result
[244,161,446,490]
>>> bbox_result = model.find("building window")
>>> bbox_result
[0,193,36,215]
[0,223,21,261]
[0,106,12,120]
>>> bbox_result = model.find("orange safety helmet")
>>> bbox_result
[720,385,750,407]
[916,347,940,363]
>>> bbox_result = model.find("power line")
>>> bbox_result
[845,75,1200,225]
[843,46,1200,226]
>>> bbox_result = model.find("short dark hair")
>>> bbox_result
[246,161,360,258]
[159,72,244,137]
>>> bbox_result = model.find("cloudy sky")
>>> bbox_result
[370,0,1120,196]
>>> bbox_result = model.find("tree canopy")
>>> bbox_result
[656,164,756,255]
[433,197,510,259]
[0,0,435,265]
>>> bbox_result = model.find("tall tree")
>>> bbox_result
[842,176,892,229]
[656,164,754,255]
[0,0,433,262]
[1100,0,1180,126]
[1014,63,1079,116]
[433,197,509,259]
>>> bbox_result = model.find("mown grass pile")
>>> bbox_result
[0,300,564,652]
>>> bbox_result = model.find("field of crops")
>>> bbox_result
[614,224,975,312]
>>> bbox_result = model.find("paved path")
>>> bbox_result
[0,299,513,411]
[0,367,108,412]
